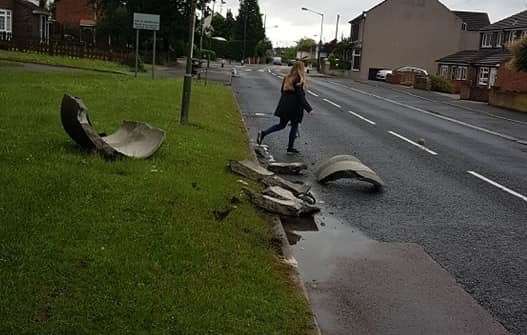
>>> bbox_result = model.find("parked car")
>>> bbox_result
[394,66,429,76]
[272,57,283,65]
[287,59,295,66]
[376,69,393,81]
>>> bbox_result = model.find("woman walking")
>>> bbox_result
[257,61,313,154]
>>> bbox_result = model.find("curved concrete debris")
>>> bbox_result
[245,186,320,217]
[316,155,385,188]
[60,94,166,159]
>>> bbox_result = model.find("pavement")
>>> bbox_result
[233,64,527,335]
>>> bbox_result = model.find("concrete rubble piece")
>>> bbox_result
[230,160,318,216]
[245,186,320,217]
[60,94,166,159]
[267,162,308,175]
[316,155,385,188]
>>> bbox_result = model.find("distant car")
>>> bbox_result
[287,59,295,66]
[394,66,429,76]
[376,69,393,81]
[272,57,283,65]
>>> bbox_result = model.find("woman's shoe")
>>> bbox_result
[287,148,300,155]
[257,131,263,145]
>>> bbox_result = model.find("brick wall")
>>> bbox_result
[12,0,38,40]
[55,0,96,29]
[495,66,527,93]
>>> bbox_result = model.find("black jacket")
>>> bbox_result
[274,78,313,123]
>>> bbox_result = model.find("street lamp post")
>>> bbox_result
[302,7,324,71]
[181,0,197,125]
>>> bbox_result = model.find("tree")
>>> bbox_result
[510,36,527,72]
[296,38,316,52]
[232,0,265,60]
[255,38,272,58]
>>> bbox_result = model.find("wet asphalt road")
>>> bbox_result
[233,65,527,334]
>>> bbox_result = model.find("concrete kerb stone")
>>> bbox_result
[0,58,130,76]
[231,89,322,335]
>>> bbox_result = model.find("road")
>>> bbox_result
[233,65,527,335]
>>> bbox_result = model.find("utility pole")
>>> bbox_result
[335,14,340,41]
[181,0,197,125]
[242,8,248,64]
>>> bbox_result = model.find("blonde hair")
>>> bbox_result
[283,61,307,91]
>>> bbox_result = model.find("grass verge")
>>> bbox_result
[0,63,312,334]
[0,49,129,74]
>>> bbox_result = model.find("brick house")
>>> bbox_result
[54,0,98,44]
[437,10,527,101]
[344,0,489,80]
[0,0,50,41]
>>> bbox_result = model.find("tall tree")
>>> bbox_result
[233,0,265,60]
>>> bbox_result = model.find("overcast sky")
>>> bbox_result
[216,0,527,47]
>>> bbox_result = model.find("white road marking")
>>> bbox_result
[307,90,319,97]
[245,69,253,72]
[388,131,438,155]
[255,113,266,116]
[468,171,527,203]
[325,81,520,142]
[277,75,284,79]
[323,98,342,109]
[348,111,376,125]
[258,69,265,72]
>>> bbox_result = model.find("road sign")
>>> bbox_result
[133,13,160,79]
[133,13,160,31]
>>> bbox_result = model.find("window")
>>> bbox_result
[450,66,457,80]
[458,66,467,80]
[496,32,503,47]
[522,31,527,39]
[481,33,492,48]
[479,67,490,86]
[504,31,516,45]
[440,65,449,79]
[0,9,12,33]
[351,49,361,71]
[461,22,467,31]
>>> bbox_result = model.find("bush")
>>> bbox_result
[199,49,217,61]
[510,37,527,72]
[430,75,453,93]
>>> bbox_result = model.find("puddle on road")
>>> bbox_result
[281,213,376,282]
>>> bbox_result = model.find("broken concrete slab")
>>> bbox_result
[60,94,165,159]
[254,144,274,163]
[245,187,320,217]
[262,175,311,197]
[267,162,308,175]
[229,160,274,181]
[316,155,385,188]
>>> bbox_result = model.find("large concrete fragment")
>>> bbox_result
[60,94,165,159]
[316,155,385,188]
[245,187,320,217]
[229,160,274,181]
[262,175,311,197]
[267,162,308,175]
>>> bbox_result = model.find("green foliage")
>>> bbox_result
[296,38,316,52]
[510,36,527,72]
[430,75,454,93]
[0,64,313,334]
[328,55,351,70]
[232,0,266,60]
[199,48,216,60]
[256,38,273,57]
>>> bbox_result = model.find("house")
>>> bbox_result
[346,0,489,80]
[437,10,527,100]
[54,0,98,44]
[0,0,50,41]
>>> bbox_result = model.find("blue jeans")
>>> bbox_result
[262,119,299,149]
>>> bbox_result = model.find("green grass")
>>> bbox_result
[0,49,129,73]
[0,64,312,334]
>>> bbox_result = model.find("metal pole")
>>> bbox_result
[135,29,139,77]
[152,30,156,79]
[318,14,323,71]
[181,0,197,125]
[242,9,247,64]
[335,14,340,41]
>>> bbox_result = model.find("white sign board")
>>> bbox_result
[133,13,160,31]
